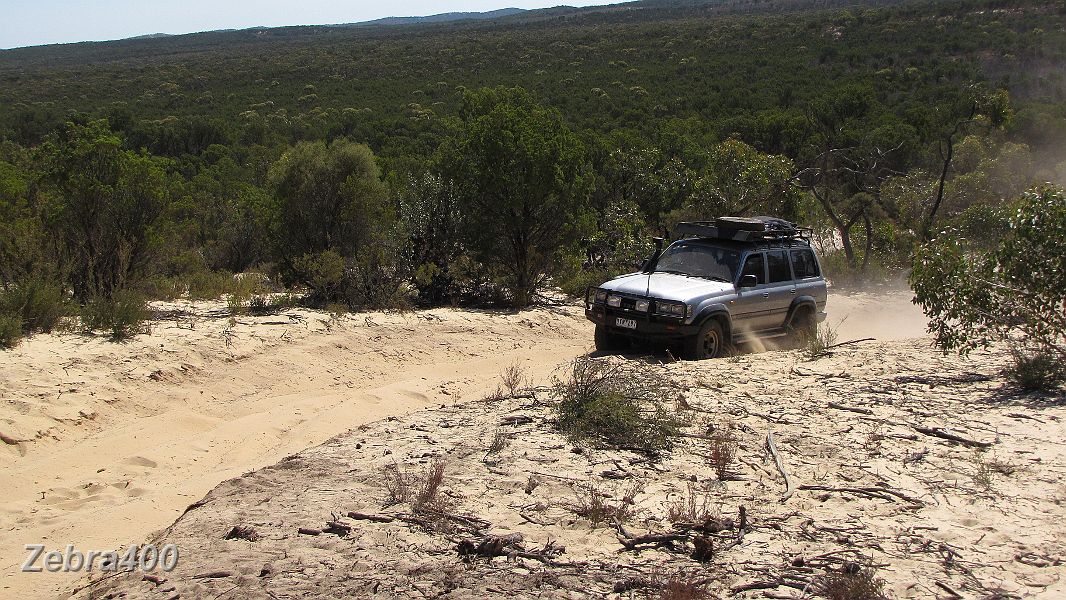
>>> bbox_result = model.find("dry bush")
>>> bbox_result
[666,483,717,525]
[659,575,713,600]
[571,481,643,527]
[818,564,887,600]
[970,450,1017,492]
[383,458,451,513]
[486,429,509,455]
[554,357,682,455]
[501,361,529,397]
[803,323,839,361]
[706,423,738,480]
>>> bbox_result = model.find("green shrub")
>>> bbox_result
[1006,348,1066,392]
[554,357,680,455]
[186,271,236,300]
[0,314,21,349]
[557,267,609,299]
[0,279,67,334]
[82,290,151,340]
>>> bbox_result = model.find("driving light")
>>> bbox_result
[635,300,650,312]
[607,295,621,308]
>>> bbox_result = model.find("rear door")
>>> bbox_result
[790,247,824,308]
[764,249,796,329]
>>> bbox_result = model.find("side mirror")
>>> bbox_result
[739,274,758,288]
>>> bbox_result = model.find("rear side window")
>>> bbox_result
[767,250,792,283]
[790,249,820,279]
[740,253,765,284]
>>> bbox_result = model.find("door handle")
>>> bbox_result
[762,292,769,298]
[790,289,797,294]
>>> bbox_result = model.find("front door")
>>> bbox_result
[733,252,774,331]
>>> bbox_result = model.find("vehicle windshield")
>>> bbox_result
[654,242,741,282]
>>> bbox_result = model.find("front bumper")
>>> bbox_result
[585,305,699,340]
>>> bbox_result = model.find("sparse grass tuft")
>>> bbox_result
[554,357,681,455]
[1006,347,1066,391]
[571,481,642,527]
[803,323,838,361]
[666,483,717,526]
[818,564,887,600]
[383,458,451,514]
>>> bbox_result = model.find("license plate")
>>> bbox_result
[615,318,637,330]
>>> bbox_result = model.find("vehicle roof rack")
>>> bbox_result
[675,216,812,245]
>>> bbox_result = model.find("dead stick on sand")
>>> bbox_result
[912,426,992,449]
[828,402,874,415]
[824,338,876,350]
[766,432,795,502]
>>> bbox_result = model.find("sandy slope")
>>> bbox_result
[78,337,1066,600]
[0,301,593,599]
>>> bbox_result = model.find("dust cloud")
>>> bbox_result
[826,281,929,342]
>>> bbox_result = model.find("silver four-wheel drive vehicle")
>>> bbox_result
[584,216,827,359]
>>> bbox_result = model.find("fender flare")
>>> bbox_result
[784,297,818,327]
[692,304,733,337]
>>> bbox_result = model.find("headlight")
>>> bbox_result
[635,300,650,312]
[656,301,687,317]
[594,289,608,304]
[607,295,621,308]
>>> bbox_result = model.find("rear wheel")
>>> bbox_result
[685,319,727,360]
[594,325,627,353]
[786,308,816,348]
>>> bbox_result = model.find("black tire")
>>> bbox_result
[786,308,816,348]
[684,318,727,360]
[594,324,627,353]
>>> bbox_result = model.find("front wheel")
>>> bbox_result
[786,309,816,348]
[684,319,727,360]
[594,324,628,353]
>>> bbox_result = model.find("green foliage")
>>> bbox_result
[269,139,390,263]
[40,120,170,301]
[0,278,67,334]
[81,290,151,340]
[1006,348,1066,392]
[440,87,592,307]
[0,314,20,349]
[911,185,1066,360]
[554,357,680,455]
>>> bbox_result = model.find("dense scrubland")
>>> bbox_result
[0,0,1064,369]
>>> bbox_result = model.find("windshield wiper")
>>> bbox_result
[657,269,729,283]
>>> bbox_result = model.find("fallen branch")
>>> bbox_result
[825,337,876,350]
[346,511,395,523]
[766,432,796,502]
[828,402,874,415]
[800,484,923,507]
[912,426,992,449]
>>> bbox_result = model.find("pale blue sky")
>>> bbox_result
[0,0,619,49]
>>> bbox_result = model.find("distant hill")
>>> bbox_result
[356,7,529,26]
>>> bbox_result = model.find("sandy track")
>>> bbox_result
[0,302,593,599]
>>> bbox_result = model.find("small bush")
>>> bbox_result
[82,290,151,340]
[557,267,609,299]
[666,483,716,526]
[1,279,67,334]
[818,564,886,600]
[571,482,642,527]
[1006,347,1066,391]
[186,271,237,300]
[659,575,712,600]
[803,323,839,361]
[707,424,738,480]
[0,314,21,349]
[554,357,681,455]
[383,459,451,514]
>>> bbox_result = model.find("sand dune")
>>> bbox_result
[0,301,592,599]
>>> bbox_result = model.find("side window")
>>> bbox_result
[767,250,792,283]
[790,249,820,279]
[740,253,765,285]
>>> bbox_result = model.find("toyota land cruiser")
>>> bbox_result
[584,217,828,359]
